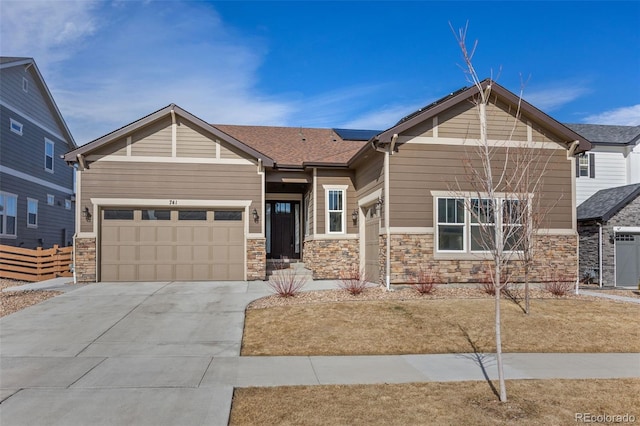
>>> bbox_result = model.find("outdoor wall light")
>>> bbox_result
[82,206,92,222]
[351,209,358,224]
[252,208,259,223]
[377,197,384,206]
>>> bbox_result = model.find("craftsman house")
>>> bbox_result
[64,80,590,284]
[1,57,76,249]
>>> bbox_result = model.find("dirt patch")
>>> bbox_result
[0,279,61,317]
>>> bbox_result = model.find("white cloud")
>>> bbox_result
[0,1,99,66]
[524,84,590,112]
[340,104,422,130]
[583,105,640,126]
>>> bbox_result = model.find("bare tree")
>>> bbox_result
[450,23,557,401]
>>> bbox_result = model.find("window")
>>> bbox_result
[27,198,38,228]
[47,194,55,205]
[0,193,18,237]
[10,118,23,135]
[65,199,72,210]
[22,77,28,93]
[104,209,134,220]
[502,199,525,251]
[45,139,54,172]
[437,198,465,251]
[577,154,595,178]
[214,211,242,221]
[142,209,171,220]
[178,210,207,221]
[470,198,495,251]
[436,196,527,254]
[326,188,346,233]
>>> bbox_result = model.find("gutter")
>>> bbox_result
[384,134,398,290]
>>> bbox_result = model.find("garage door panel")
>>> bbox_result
[101,208,245,281]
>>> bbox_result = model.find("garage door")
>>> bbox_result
[364,205,380,284]
[100,208,244,281]
[616,233,640,286]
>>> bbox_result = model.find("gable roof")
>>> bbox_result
[0,57,77,148]
[577,183,640,222]
[214,125,367,168]
[373,79,592,154]
[564,123,640,146]
[64,104,275,167]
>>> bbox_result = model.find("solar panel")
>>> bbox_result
[333,128,381,141]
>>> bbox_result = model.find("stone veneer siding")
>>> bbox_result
[75,237,96,282]
[385,233,578,285]
[303,238,359,279]
[578,195,640,285]
[247,238,266,280]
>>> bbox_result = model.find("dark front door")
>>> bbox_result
[268,201,300,259]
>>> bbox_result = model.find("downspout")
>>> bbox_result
[385,134,398,291]
[597,222,603,288]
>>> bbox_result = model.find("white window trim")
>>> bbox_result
[323,184,348,234]
[22,77,28,93]
[10,118,23,135]
[435,197,466,253]
[47,194,55,205]
[45,138,54,172]
[65,199,72,210]
[0,191,18,237]
[434,195,527,255]
[27,197,38,228]
[578,155,589,177]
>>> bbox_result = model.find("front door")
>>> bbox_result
[267,201,300,259]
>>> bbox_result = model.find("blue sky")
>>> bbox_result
[1,1,639,145]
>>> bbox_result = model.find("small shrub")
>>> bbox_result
[478,270,511,296]
[409,266,439,295]
[544,268,573,296]
[267,267,307,297]
[338,267,368,295]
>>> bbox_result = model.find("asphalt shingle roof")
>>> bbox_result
[565,123,640,145]
[213,125,367,167]
[577,183,640,222]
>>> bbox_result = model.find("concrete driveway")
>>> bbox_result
[0,280,273,426]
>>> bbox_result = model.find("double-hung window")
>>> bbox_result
[325,186,347,234]
[45,139,54,172]
[437,198,465,251]
[27,198,38,228]
[0,193,18,237]
[436,195,526,254]
[470,198,495,251]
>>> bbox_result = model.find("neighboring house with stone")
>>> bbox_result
[565,124,640,206]
[577,183,640,287]
[64,80,590,284]
[0,57,76,248]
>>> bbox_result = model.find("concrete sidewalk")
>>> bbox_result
[1,279,639,426]
[580,289,640,304]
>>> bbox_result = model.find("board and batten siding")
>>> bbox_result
[315,169,357,235]
[389,143,573,229]
[428,99,564,144]
[79,162,262,234]
[0,65,64,134]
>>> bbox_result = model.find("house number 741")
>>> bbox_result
[169,200,178,205]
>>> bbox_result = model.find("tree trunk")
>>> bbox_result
[495,287,507,402]
[524,268,530,315]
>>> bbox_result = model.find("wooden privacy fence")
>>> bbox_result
[0,244,73,282]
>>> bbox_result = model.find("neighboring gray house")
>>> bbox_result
[0,57,76,248]
[565,124,640,206]
[577,183,640,287]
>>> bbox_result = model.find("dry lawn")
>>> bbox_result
[230,379,640,426]
[242,297,639,355]
[0,279,60,317]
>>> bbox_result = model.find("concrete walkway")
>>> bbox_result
[1,280,639,426]
[579,289,640,304]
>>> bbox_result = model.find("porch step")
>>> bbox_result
[266,261,313,278]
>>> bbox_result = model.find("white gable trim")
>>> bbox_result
[0,100,67,142]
